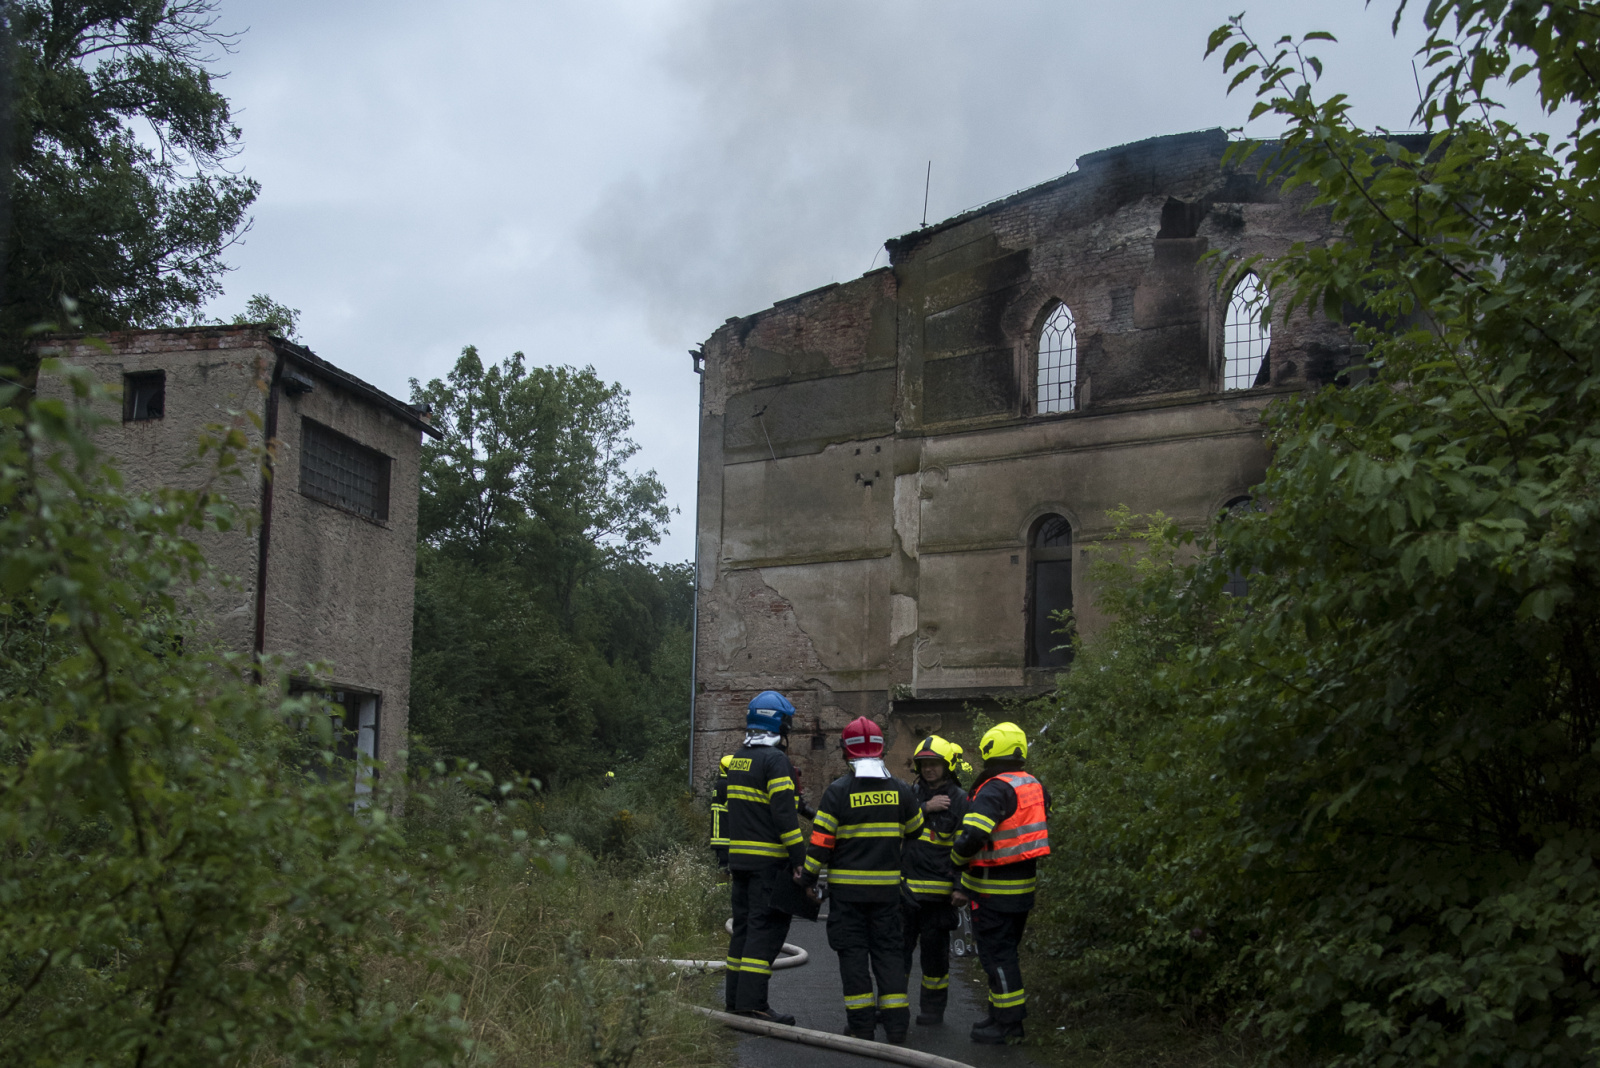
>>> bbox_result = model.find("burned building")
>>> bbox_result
[690,129,1353,795]
[38,325,439,792]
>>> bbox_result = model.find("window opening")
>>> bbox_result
[300,418,391,522]
[1027,514,1074,668]
[1037,304,1077,414]
[123,370,165,422]
[1221,496,1258,597]
[288,685,380,803]
[1223,274,1271,390]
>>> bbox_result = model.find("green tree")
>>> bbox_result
[230,291,301,341]
[1092,3,1600,1063]
[408,348,685,785]
[3,0,258,360]
[0,367,515,1065]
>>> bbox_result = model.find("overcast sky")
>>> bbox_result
[200,1,1554,563]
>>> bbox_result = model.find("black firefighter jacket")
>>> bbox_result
[803,771,924,902]
[902,777,967,903]
[723,744,806,871]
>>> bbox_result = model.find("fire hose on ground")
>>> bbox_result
[616,918,979,1068]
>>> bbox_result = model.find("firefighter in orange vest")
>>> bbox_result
[949,722,1050,1045]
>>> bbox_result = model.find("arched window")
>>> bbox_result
[1223,274,1271,391]
[1037,304,1077,414]
[1027,514,1074,668]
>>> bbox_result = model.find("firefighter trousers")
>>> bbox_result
[900,900,955,1016]
[726,862,794,1013]
[827,897,909,1035]
[971,902,1030,1024]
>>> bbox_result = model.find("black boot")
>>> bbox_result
[842,1026,875,1040]
[737,1008,796,1026]
[970,1020,1024,1045]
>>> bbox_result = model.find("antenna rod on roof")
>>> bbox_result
[922,161,931,227]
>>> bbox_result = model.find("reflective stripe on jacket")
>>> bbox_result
[900,777,965,903]
[804,771,923,902]
[971,772,1050,867]
[723,744,805,870]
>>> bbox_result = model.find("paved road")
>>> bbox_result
[730,905,1046,1068]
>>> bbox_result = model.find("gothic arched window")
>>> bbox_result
[1027,514,1074,668]
[1223,273,1271,391]
[1221,495,1257,597]
[1037,304,1077,413]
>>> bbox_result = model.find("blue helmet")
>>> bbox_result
[747,690,796,733]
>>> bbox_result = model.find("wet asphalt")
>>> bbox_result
[728,905,1047,1068]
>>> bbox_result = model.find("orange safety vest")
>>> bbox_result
[970,771,1050,867]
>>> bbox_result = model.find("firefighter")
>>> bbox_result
[710,754,733,869]
[901,735,968,1025]
[800,717,924,1043]
[723,691,807,1024]
[949,721,1051,1045]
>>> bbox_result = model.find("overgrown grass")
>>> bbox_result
[392,778,730,1067]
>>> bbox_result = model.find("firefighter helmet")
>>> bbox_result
[913,734,962,768]
[718,754,734,775]
[842,716,885,759]
[746,690,796,733]
[978,721,1028,761]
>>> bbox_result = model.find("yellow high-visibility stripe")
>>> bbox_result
[724,958,741,972]
[835,822,903,839]
[919,828,955,845]
[921,974,949,990]
[902,877,954,895]
[844,993,876,1009]
[766,776,795,795]
[989,987,1026,1007]
[739,957,773,976]
[962,812,996,832]
[803,855,823,874]
[878,994,910,1009]
[903,811,925,835]
[960,870,1037,895]
[726,785,769,804]
[779,827,804,846]
[813,811,839,832]
[828,869,900,885]
[729,840,788,857]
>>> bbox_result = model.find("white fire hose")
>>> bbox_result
[616,917,979,1068]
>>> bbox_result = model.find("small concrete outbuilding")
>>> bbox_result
[691,129,1358,793]
[37,325,440,791]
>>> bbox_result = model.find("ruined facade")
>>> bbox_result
[38,326,439,787]
[691,129,1354,798]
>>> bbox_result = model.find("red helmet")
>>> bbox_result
[842,716,884,759]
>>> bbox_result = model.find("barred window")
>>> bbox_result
[1036,304,1077,414]
[300,418,390,522]
[1223,273,1271,390]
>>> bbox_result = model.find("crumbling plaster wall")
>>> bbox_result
[694,129,1348,797]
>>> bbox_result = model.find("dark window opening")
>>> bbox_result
[1027,514,1074,668]
[123,370,165,422]
[289,684,381,798]
[300,418,391,522]
[1221,496,1258,597]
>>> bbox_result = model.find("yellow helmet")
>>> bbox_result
[979,722,1028,762]
[914,735,972,776]
[718,754,734,775]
